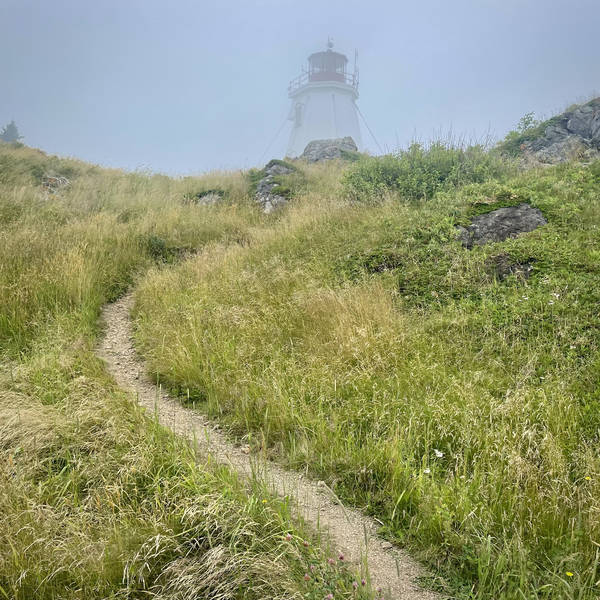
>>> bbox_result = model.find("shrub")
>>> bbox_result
[343,142,512,202]
[497,112,559,157]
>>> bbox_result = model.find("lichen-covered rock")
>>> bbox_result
[300,137,358,162]
[255,159,296,213]
[524,98,600,164]
[457,203,547,249]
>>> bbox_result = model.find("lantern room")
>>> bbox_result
[308,46,347,83]
[288,40,359,96]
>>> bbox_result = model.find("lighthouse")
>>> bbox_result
[286,41,363,158]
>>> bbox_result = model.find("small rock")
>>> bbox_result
[381,541,393,550]
[184,189,225,205]
[487,253,535,281]
[41,174,70,196]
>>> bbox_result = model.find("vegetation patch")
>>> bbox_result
[342,141,514,202]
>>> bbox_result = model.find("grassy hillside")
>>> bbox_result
[0,144,368,600]
[133,150,600,599]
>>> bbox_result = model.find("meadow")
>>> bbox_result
[0,144,368,599]
[132,151,600,599]
[2,138,599,599]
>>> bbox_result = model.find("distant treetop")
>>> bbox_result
[0,120,23,143]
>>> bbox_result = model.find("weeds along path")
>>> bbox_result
[98,294,440,600]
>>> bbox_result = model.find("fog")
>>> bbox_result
[1,0,598,174]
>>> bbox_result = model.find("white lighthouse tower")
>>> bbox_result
[286,41,363,157]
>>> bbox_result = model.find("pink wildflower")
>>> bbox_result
[304,573,310,581]
[338,553,344,561]
[285,533,292,542]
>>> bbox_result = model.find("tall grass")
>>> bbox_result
[0,145,256,354]
[0,145,368,599]
[134,159,600,599]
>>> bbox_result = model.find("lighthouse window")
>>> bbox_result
[295,103,303,128]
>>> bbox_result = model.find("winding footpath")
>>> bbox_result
[98,294,441,600]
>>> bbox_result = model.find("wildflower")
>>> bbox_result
[566,571,574,577]
[262,499,267,504]
[552,292,560,298]
[423,468,431,474]
[361,578,367,586]
[285,533,293,541]
[304,573,311,581]
[303,540,309,547]
[548,300,554,305]
[328,557,335,566]
[434,449,444,458]
[377,587,382,594]
[338,553,344,561]
[325,595,334,600]
[522,296,529,300]
[310,564,315,572]
[585,476,591,481]
[352,581,358,590]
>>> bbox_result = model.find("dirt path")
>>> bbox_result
[98,295,441,600]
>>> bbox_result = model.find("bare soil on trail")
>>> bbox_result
[98,294,442,600]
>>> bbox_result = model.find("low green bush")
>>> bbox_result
[343,142,513,202]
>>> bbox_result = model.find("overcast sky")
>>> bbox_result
[1,0,598,174]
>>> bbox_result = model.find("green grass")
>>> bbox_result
[0,145,370,600]
[133,157,600,599]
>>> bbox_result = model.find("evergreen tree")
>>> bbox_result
[0,120,23,143]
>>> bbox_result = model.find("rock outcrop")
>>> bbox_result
[300,137,358,162]
[457,203,547,249]
[524,98,600,164]
[255,159,295,213]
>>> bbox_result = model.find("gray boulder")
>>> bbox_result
[525,98,600,164]
[457,203,547,249]
[300,136,358,162]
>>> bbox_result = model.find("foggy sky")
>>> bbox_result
[1,0,598,174]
